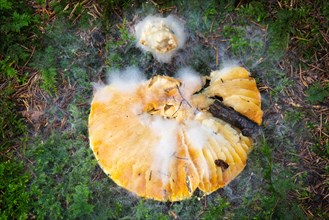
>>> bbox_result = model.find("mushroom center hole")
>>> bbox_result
[163,103,178,118]
[144,98,194,122]
[145,102,179,119]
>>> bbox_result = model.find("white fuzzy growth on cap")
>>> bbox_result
[150,116,179,184]
[176,67,203,101]
[107,67,146,94]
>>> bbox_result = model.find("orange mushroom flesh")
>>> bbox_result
[89,66,261,201]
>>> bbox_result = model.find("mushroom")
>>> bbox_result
[204,66,263,125]
[135,15,186,63]
[89,66,260,201]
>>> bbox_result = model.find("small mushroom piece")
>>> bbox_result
[135,15,186,63]
[204,66,263,125]
[140,22,177,53]
[89,72,253,201]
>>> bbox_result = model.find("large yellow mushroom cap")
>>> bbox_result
[89,67,257,201]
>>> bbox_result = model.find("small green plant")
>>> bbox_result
[237,1,268,22]
[27,133,96,219]
[311,137,329,159]
[135,201,151,220]
[0,82,30,219]
[222,25,264,62]
[285,110,305,127]
[0,161,31,219]
[203,1,218,26]
[265,69,293,101]
[40,46,57,93]
[267,9,295,60]
[305,82,329,105]
[202,197,229,219]
[0,0,40,63]
[106,17,137,68]
[0,44,31,220]
[259,135,273,181]
[31,46,57,94]
[0,56,17,79]
[98,0,134,10]
[40,68,57,94]
[68,185,94,219]
[222,26,249,54]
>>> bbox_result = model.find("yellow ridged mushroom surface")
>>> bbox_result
[205,66,263,125]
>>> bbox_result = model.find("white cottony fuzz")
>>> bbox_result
[184,121,208,150]
[150,116,179,184]
[213,60,241,74]
[92,86,113,103]
[175,67,203,101]
[107,67,146,93]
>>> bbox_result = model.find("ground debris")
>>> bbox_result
[209,99,262,138]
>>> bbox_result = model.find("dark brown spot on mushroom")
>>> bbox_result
[163,189,167,197]
[215,96,223,101]
[149,170,152,181]
[164,104,174,111]
[164,87,176,93]
[214,159,229,170]
[204,78,211,88]
[174,155,188,160]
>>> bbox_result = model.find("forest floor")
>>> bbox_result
[1,0,328,219]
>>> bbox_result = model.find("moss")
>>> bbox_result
[305,82,329,105]
[27,133,96,219]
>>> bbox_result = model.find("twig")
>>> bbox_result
[210,15,216,33]
[236,0,243,8]
[93,4,103,17]
[176,85,192,108]
[249,19,266,30]
[69,2,80,19]
[22,46,35,68]
[215,46,219,66]
[308,64,326,73]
